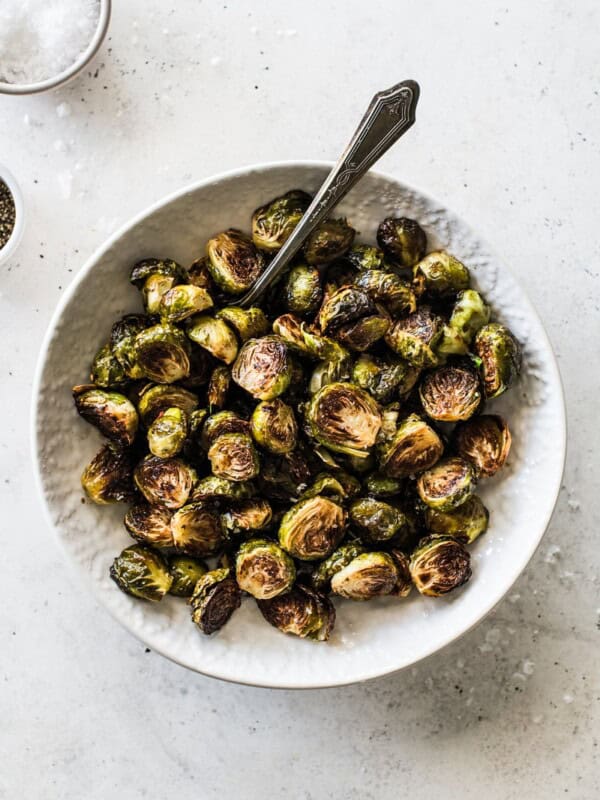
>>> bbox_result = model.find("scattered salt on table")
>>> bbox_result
[0,0,100,85]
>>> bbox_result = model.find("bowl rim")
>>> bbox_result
[31,159,567,688]
[0,162,25,265]
[0,0,111,96]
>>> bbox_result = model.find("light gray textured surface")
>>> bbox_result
[0,0,598,796]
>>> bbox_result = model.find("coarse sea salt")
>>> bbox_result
[0,0,100,85]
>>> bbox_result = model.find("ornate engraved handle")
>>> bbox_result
[238,79,420,308]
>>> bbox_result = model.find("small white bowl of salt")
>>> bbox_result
[0,0,111,95]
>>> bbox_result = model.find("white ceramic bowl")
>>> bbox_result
[32,162,566,688]
[0,163,25,265]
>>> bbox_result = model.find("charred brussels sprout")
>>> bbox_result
[331,552,399,600]
[235,539,296,599]
[436,324,470,359]
[448,289,490,343]
[134,455,196,509]
[222,498,273,535]
[378,413,444,478]
[124,503,174,548]
[308,355,352,395]
[187,256,215,290]
[453,415,511,478]
[413,251,470,297]
[110,545,173,601]
[419,363,482,422]
[385,306,443,368]
[311,542,366,592]
[232,336,292,400]
[216,306,269,342]
[349,497,412,543]
[251,399,298,455]
[345,244,386,271]
[133,324,191,384]
[285,264,323,316]
[201,410,249,449]
[207,366,231,411]
[389,549,413,597]
[110,314,152,379]
[363,472,403,498]
[304,218,355,265]
[377,217,426,267]
[424,494,489,544]
[91,343,127,388]
[258,449,312,502]
[258,584,335,641]
[410,535,471,596]
[147,407,187,458]
[273,314,348,362]
[187,315,238,365]
[181,347,213,390]
[171,501,224,557]
[251,190,311,252]
[354,269,417,316]
[206,229,265,294]
[416,456,476,511]
[193,475,256,501]
[474,323,522,399]
[73,386,138,446]
[336,313,390,352]
[190,568,241,634]
[352,354,419,404]
[300,471,360,503]
[318,286,374,333]
[168,556,208,597]
[130,258,187,315]
[307,382,382,458]
[208,432,260,482]
[279,496,346,560]
[81,444,135,504]
[137,383,199,426]
[159,284,213,322]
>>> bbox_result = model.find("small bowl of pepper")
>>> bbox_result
[0,164,25,265]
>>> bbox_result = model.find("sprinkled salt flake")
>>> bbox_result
[508,593,521,604]
[57,170,73,199]
[485,627,501,645]
[209,56,222,67]
[465,696,474,707]
[56,102,71,118]
[478,642,493,653]
[563,692,574,704]
[512,672,526,683]
[544,545,561,563]
[522,659,535,675]
[567,498,580,511]
[456,658,465,669]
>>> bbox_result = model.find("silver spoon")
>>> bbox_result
[238,79,420,308]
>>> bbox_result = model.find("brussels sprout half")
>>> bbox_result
[124,502,174,548]
[318,286,375,334]
[147,407,188,458]
[362,472,404,499]
[201,410,249,449]
[413,251,470,297]
[336,314,390,353]
[207,229,265,294]
[419,363,482,422]
[448,289,490,343]
[110,545,173,601]
[192,475,256,502]
[416,456,476,511]
[159,284,213,323]
[207,366,232,411]
[389,549,413,597]
[81,444,135,505]
[311,542,366,592]
[168,556,208,597]
[187,315,238,365]
[208,432,260,482]
[73,386,139,447]
[137,383,199,426]
[385,306,443,368]
[307,382,382,458]
[349,497,413,543]
[251,398,298,455]
[171,501,224,557]
[285,264,323,316]
[222,498,273,535]
[235,539,296,599]
[232,336,292,400]
[257,584,335,641]
[252,190,311,252]
[216,306,270,342]
[377,217,427,267]
[330,552,399,600]
[134,324,191,384]
[352,354,419,404]
[453,415,512,478]
[190,568,242,634]
[378,413,444,478]
[345,244,386,271]
[410,535,472,596]
[110,314,152,379]
[304,218,355,265]
[273,314,348,362]
[474,323,522,399]
[90,343,128,388]
[134,455,196,509]
[279,495,346,561]
[299,471,361,504]
[354,269,417,316]
[423,494,489,544]
[130,258,187,315]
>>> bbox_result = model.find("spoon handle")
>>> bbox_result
[238,79,420,308]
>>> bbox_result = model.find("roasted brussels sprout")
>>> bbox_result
[235,539,296,599]
[171,500,224,556]
[258,449,312,502]
[206,366,230,411]
[354,269,417,316]
[192,475,256,501]
[134,324,191,384]
[232,336,292,400]
[304,218,355,265]
[73,386,138,446]
[349,497,412,543]
[419,363,482,422]
[318,286,374,333]
[208,432,260,482]
[389,549,413,597]
[362,472,403,498]
[124,502,174,548]
[187,407,209,441]
[308,355,352,395]
[257,584,335,641]
[110,545,173,601]
[474,323,522,399]
[453,415,512,478]
[345,244,386,271]
[110,314,152,379]
[134,455,196,509]
[307,382,382,458]
[351,354,417,404]
[222,498,273,535]
[410,535,471,596]
[311,541,366,592]
[448,289,490,343]
[336,313,390,352]
[385,306,443,368]
[279,496,346,560]
[435,324,470,359]
[187,256,215,290]
[413,251,470,297]
[378,413,444,478]
[137,383,198,428]
[181,347,214,390]
[90,343,127,387]
[423,494,489,544]
[147,406,187,458]
[81,444,135,504]
[206,229,265,294]
[251,190,311,252]
[187,315,238,365]
[416,456,476,511]
[285,264,323,316]
[377,217,426,267]
[251,398,298,455]
[130,258,187,314]
[159,284,213,322]
[300,471,360,503]
[201,410,249,449]
[190,568,241,634]
[273,313,348,363]
[216,306,269,342]
[330,552,399,600]
[168,555,208,597]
